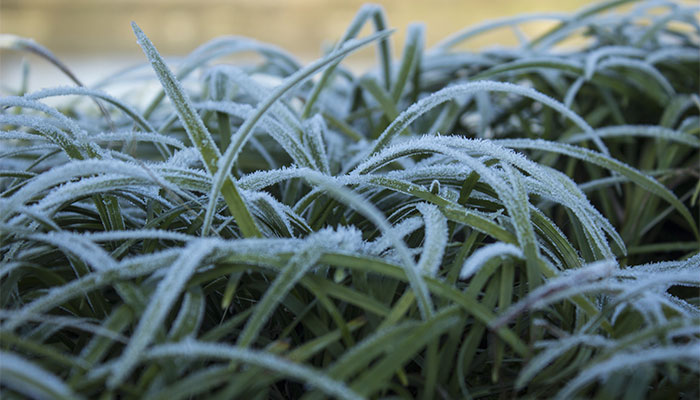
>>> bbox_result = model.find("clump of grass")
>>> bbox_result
[1,0,699,398]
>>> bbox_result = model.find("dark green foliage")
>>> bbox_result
[1,1,698,399]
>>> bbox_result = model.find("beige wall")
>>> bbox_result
[1,0,601,91]
[2,0,594,59]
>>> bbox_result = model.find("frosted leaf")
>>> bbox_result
[72,229,194,243]
[303,114,332,174]
[501,163,539,261]
[646,46,700,65]
[147,340,363,400]
[517,334,612,388]
[598,57,675,97]
[367,216,424,256]
[4,159,146,218]
[0,129,49,141]
[0,114,86,159]
[415,203,448,277]
[0,310,127,343]
[662,293,700,317]
[166,147,202,168]
[0,95,88,139]
[30,175,150,215]
[565,125,700,147]
[555,343,700,399]
[563,76,585,108]
[431,12,567,51]
[492,259,617,327]
[23,85,158,134]
[132,22,222,175]
[108,239,215,387]
[238,166,315,192]
[28,232,119,272]
[168,287,205,341]
[0,351,84,400]
[584,45,645,80]
[244,190,295,238]
[91,130,185,149]
[460,242,524,280]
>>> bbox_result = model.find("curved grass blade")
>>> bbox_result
[0,351,84,400]
[147,340,363,400]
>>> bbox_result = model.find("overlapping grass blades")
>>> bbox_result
[1,0,698,398]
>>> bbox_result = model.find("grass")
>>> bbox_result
[1,0,699,398]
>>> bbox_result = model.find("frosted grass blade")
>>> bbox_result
[131,22,261,238]
[147,340,363,400]
[0,351,83,400]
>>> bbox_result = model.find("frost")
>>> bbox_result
[460,242,524,279]
[518,333,612,388]
[195,100,312,168]
[0,95,89,139]
[91,130,185,149]
[555,343,700,399]
[132,22,221,175]
[415,203,448,276]
[432,12,567,51]
[584,46,645,80]
[646,46,700,65]
[367,216,424,256]
[204,65,303,132]
[147,340,363,400]
[0,351,83,400]
[108,239,215,387]
[496,138,698,239]
[238,166,315,191]
[492,259,617,327]
[363,80,609,158]
[565,125,700,147]
[563,76,585,108]
[244,189,296,238]
[303,114,332,174]
[23,85,158,134]
[28,232,119,271]
[598,57,675,97]
[166,147,202,168]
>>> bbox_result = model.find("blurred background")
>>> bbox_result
[1,0,592,91]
